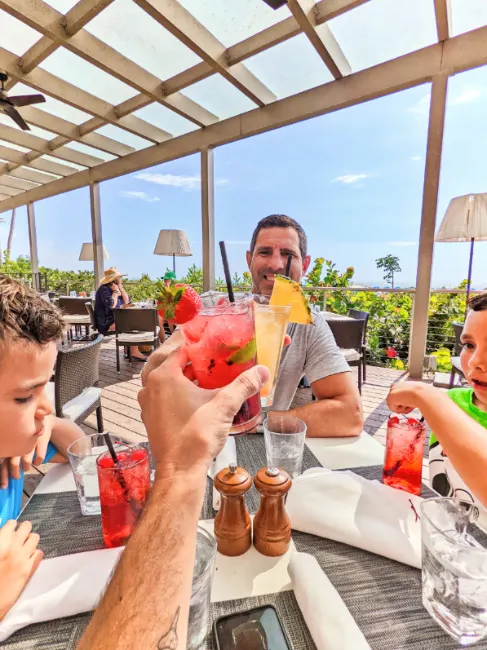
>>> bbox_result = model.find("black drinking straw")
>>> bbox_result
[104,432,128,492]
[285,254,292,278]
[219,241,235,303]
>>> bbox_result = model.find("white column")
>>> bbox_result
[27,202,40,291]
[201,148,215,291]
[408,74,449,378]
[90,182,104,287]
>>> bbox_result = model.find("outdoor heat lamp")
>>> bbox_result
[262,0,288,9]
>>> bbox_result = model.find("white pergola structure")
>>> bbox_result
[0,0,486,377]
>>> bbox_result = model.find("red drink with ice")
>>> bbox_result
[97,445,150,548]
[383,416,426,496]
[180,294,261,434]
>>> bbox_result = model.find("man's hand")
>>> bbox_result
[0,521,43,620]
[138,347,269,479]
[0,426,52,489]
[387,381,431,414]
[141,332,291,388]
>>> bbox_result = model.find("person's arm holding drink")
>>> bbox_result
[387,382,487,507]
[77,349,269,650]
[117,279,130,306]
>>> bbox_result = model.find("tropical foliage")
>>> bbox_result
[1,253,470,371]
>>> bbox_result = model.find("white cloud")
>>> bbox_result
[411,155,422,161]
[408,93,430,115]
[451,89,481,105]
[136,172,228,191]
[387,241,416,247]
[121,191,160,203]
[332,174,368,184]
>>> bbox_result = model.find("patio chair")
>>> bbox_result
[348,309,370,382]
[58,296,91,340]
[449,321,465,388]
[327,318,366,394]
[113,308,160,373]
[45,334,104,432]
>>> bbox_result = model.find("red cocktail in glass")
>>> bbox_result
[180,294,261,434]
[97,444,150,548]
[383,416,426,496]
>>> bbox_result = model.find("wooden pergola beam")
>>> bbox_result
[2,24,487,212]
[18,107,135,157]
[133,0,276,106]
[287,0,351,78]
[0,175,40,191]
[434,0,452,42]
[0,164,58,184]
[1,0,218,127]
[0,146,78,176]
[0,48,169,144]
[409,74,448,377]
[0,124,104,167]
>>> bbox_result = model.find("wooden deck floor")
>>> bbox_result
[23,338,428,501]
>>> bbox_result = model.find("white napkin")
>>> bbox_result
[207,437,237,510]
[286,468,422,568]
[0,547,123,641]
[289,552,371,650]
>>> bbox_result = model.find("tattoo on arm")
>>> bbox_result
[157,608,180,650]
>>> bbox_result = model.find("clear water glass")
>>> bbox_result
[67,434,123,515]
[263,415,307,478]
[421,498,487,646]
[187,527,217,650]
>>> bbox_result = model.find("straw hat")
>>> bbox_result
[100,267,127,285]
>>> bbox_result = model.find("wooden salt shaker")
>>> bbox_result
[214,463,252,556]
[253,467,292,557]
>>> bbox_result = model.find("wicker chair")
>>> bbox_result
[45,334,104,431]
[450,321,465,388]
[326,318,366,394]
[348,309,370,382]
[113,308,160,373]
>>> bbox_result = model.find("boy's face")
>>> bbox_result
[0,340,56,458]
[461,310,487,409]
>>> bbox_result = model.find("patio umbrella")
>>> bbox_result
[435,193,487,307]
[153,229,192,275]
[79,242,109,261]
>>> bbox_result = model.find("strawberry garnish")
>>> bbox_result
[155,281,201,325]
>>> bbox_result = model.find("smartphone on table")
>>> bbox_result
[213,605,291,649]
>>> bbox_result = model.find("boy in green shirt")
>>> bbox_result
[429,292,487,503]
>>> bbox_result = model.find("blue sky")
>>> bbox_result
[1,0,487,289]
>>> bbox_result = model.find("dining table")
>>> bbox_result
[5,431,485,650]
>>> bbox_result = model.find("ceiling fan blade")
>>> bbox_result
[8,94,46,107]
[4,105,30,131]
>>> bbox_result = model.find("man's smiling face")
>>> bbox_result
[246,226,311,296]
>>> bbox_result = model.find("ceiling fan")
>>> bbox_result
[0,72,46,131]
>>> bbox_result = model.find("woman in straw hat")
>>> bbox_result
[94,267,147,361]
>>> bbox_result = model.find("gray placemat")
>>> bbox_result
[206,591,317,650]
[200,434,322,519]
[0,614,89,650]
[19,492,104,559]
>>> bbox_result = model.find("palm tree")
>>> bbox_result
[6,208,16,258]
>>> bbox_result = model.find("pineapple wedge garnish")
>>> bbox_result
[269,275,313,325]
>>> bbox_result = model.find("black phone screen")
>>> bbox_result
[214,605,291,650]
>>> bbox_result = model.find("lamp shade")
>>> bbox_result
[435,193,487,242]
[153,229,192,256]
[79,243,109,261]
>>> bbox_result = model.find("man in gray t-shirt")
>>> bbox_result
[246,214,363,437]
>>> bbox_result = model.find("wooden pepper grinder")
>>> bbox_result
[253,467,292,557]
[214,463,252,556]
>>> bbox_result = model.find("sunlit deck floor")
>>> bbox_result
[23,338,430,502]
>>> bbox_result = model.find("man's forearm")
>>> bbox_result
[78,475,206,650]
[417,386,487,506]
[269,396,363,438]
